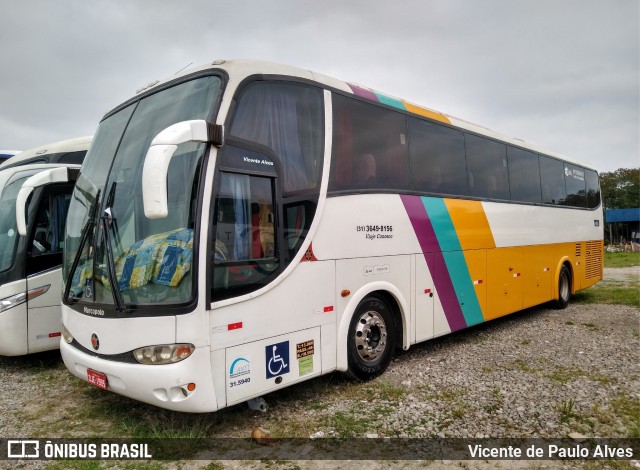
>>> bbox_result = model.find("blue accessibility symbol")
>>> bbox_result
[265,341,290,379]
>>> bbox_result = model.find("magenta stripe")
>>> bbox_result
[347,83,379,101]
[400,195,467,332]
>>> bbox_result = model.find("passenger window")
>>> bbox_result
[212,173,278,301]
[329,94,409,192]
[539,156,567,205]
[229,82,324,195]
[409,118,468,196]
[465,134,510,200]
[564,164,587,208]
[507,146,542,203]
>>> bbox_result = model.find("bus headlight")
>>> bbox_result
[62,326,74,344]
[0,292,27,314]
[133,344,195,365]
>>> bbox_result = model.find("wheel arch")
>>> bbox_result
[336,281,409,372]
[553,257,574,299]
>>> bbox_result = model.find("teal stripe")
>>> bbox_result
[421,197,461,252]
[422,197,484,326]
[374,92,407,111]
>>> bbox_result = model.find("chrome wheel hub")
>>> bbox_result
[354,310,387,363]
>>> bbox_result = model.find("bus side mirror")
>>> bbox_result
[141,120,223,219]
[16,166,80,236]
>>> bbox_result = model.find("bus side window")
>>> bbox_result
[283,200,316,262]
[27,189,72,276]
[329,94,409,192]
[212,172,279,301]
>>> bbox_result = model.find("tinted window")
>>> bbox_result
[409,118,468,196]
[564,164,587,207]
[230,82,324,195]
[212,172,278,301]
[329,94,409,192]
[540,156,567,205]
[465,134,509,200]
[585,169,601,209]
[507,146,541,203]
[58,151,87,165]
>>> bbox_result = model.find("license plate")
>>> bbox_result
[87,369,108,390]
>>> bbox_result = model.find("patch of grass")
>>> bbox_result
[605,251,640,268]
[325,410,371,437]
[507,358,540,374]
[611,392,640,438]
[547,366,613,385]
[556,399,580,424]
[574,282,640,307]
[581,322,599,331]
[565,320,575,325]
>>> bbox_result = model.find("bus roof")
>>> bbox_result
[131,59,595,171]
[0,136,92,170]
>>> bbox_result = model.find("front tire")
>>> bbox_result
[555,265,572,309]
[346,295,397,381]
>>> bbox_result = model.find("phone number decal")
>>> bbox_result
[356,225,393,233]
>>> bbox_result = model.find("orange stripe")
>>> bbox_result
[444,199,496,250]
[402,101,451,124]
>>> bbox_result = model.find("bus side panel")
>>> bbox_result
[521,245,554,309]
[26,268,64,353]
[486,247,523,320]
[210,261,335,351]
[0,279,28,356]
[224,327,322,406]
[335,255,411,369]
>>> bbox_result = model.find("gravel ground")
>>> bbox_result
[0,267,638,469]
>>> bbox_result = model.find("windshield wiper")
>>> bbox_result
[101,206,126,312]
[63,189,101,305]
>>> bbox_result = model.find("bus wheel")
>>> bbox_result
[555,265,572,309]
[346,295,397,381]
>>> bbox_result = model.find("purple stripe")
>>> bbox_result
[348,83,379,102]
[400,195,467,332]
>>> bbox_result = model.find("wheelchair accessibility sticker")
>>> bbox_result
[265,341,290,378]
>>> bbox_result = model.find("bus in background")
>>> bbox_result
[0,150,20,163]
[60,60,603,412]
[0,136,90,170]
[0,137,90,356]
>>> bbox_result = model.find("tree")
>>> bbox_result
[600,167,640,210]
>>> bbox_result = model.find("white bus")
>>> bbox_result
[0,137,90,355]
[60,60,603,412]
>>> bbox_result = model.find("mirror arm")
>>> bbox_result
[16,167,77,236]
[142,120,223,219]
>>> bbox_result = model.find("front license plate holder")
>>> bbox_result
[87,368,108,390]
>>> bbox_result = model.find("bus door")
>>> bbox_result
[24,184,74,352]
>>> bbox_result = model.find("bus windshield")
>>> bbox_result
[63,75,222,311]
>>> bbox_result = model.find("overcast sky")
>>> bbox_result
[1,0,638,173]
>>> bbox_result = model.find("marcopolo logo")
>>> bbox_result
[83,306,105,316]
